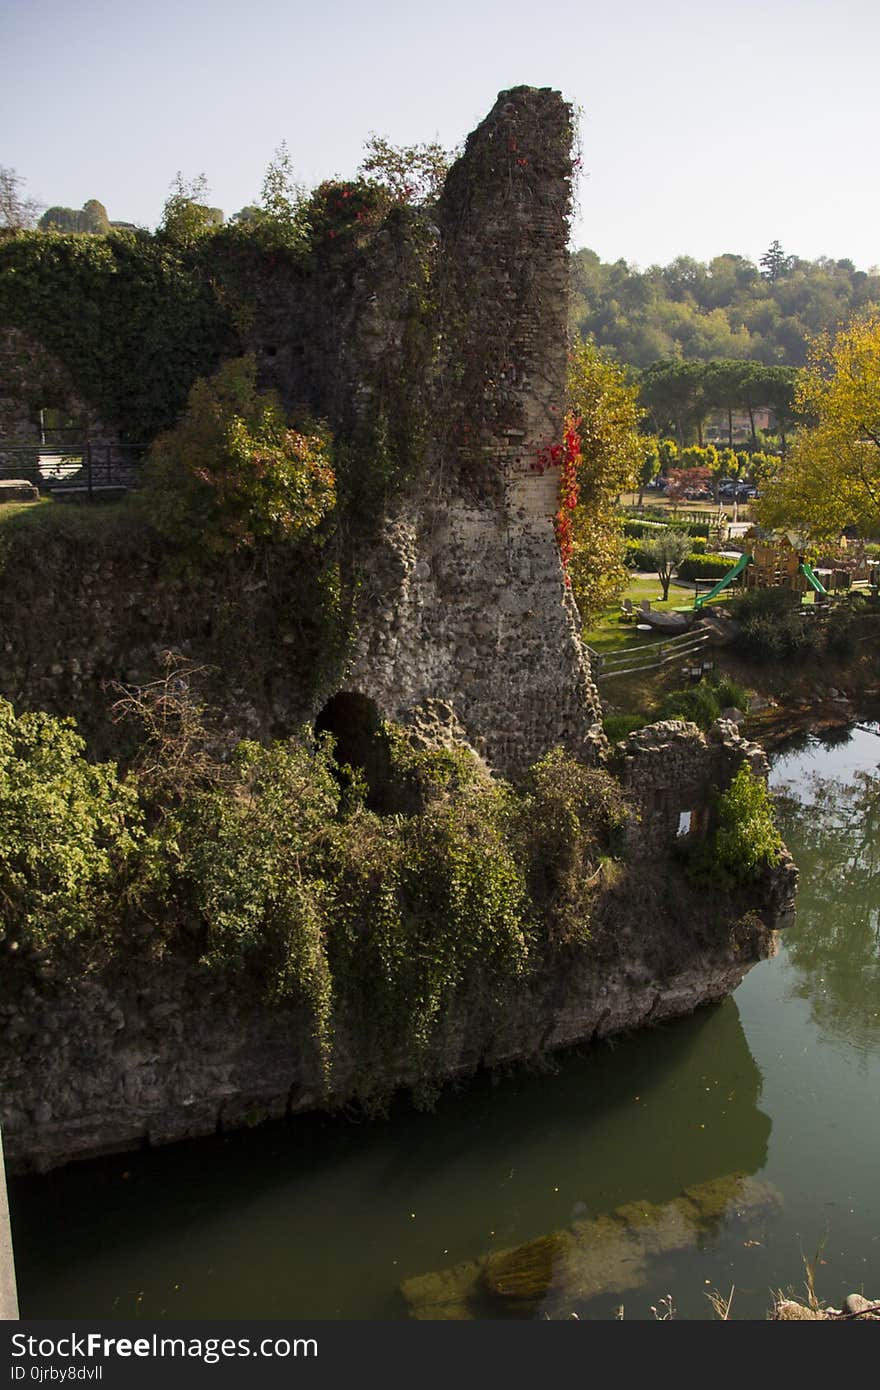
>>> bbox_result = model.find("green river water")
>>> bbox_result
[8,719,880,1319]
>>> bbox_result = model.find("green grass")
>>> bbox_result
[0,498,53,526]
[582,576,708,653]
[0,494,148,545]
[0,494,154,558]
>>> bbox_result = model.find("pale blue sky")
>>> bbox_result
[3,0,879,268]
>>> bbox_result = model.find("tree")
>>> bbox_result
[357,134,451,204]
[759,240,791,282]
[259,140,306,240]
[39,199,110,234]
[160,173,223,246]
[636,436,660,505]
[644,527,692,601]
[664,462,711,505]
[566,342,644,621]
[0,166,41,230]
[757,311,880,541]
[760,364,800,452]
[639,359,708,445]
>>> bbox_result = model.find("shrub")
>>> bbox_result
[685,765,783,889]
[713,765,783,879]
[657,672,751,728]
[678,552,736,581]
[602,713,647,741]
[731,587,818,661]
[623,511,709,539]
[513,748,628,948]
[824,592,872,659]
[623,519,667,540]
[656,682,722,730]
[140,355,336,557]
[624,538,654,569]
[711,674,751,712]
[0,699,143,958]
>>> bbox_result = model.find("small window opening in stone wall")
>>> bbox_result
[39,406,82,448]
[676,810,693,837]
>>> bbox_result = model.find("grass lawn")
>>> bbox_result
[0,495,153,559]
[581,574,736,654]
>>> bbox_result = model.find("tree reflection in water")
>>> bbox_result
[774,764,880,1050]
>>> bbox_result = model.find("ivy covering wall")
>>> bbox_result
[0,230,242,440]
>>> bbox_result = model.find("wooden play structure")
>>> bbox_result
[694,530,830,609]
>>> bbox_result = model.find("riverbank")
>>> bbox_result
[9,713,880,1319]
[598,592,880,752]
[1,842,792,1175]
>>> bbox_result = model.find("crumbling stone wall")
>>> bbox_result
[1,88,603,779]
[0,326,116,445]
[0,326,117,472]
[611,719,772,859]
[345,500,601,777]
[334,88,602,776]
[0,850,792,1175]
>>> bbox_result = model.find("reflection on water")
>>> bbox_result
[773,729,880,1052]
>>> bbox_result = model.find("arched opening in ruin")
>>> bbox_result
[315,691,396,811]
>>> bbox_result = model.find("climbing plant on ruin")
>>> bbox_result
[566,341,644,621]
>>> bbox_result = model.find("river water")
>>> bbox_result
[8,721,880,1319]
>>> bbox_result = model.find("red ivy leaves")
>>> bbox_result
[530,413,582,584]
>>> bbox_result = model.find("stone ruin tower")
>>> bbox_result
[311,87,605,779]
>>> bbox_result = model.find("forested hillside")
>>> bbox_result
[570,245,880,368]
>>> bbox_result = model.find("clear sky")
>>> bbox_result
[3,0,879,269]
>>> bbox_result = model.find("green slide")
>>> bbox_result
[694,552,753,608]
[800,562,828,595]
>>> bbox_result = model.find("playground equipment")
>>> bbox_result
[694,532,829,609]
[693,551,752,608]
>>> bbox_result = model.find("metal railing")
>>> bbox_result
[0,441,147,498]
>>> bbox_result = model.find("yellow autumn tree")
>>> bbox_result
[758,311,880,541]
[566,341,643,622]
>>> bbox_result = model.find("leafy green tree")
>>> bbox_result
[160,173,223,246]
[357,134,451,204]
[758,311,880,540]
[39,199,110,234]
[0,166,41,229]
[760,240,792,282]
[639,360,708,445]
[636,435,660,504]
[644,526,692,600]
[760,364,799,451]
[570,245,880,370]
[256,140,308,246]
[566,341,644,620]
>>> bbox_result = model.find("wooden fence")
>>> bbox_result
[587,628,711,680]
